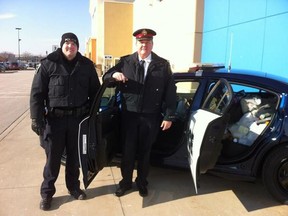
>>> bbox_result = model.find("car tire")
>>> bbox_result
[262,145,288,204]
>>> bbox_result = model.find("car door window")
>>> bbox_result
[99,84,117,112]
[175,81,199,120]
[221,82,278,156]
[203,80,232,115]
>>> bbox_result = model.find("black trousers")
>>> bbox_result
[40,115,82,199]
[119,111,160,188]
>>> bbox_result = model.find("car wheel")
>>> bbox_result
[262,145,288,204]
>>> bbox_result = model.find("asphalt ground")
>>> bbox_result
[0,70,287,216]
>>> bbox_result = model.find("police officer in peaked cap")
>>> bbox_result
[102,28,177,197]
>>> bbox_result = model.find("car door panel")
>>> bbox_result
[187,78,233,194]
[187,110,221,193]
[78,78,120,189]
[199,114,229,172]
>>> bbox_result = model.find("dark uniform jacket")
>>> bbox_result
[30,48,100,120]
[103,52,176,121]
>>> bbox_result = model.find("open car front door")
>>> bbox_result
[78,78,120,189]
[187,79,233,193]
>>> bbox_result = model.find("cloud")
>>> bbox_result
[0,13,16,20]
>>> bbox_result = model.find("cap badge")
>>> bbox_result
[142,30,147,35]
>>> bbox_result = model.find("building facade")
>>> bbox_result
[202,0,288,77]
[87,0,203,73]
[87,0,287,77]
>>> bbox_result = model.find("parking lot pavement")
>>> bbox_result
[0,111,288,216]
[0,70,288,215]
[0,70,34,134]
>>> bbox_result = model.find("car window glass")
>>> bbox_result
[207,82,216,93]
[231,84,264,93]
[176,81,199,96]
[219,81,279,154]
[203,80,232,114]
[99,85,117,112]
[175,81,199,120]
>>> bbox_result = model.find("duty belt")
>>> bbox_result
[49,106,89,117]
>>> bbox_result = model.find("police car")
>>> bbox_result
[76,64,288,204]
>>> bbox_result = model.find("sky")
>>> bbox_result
[0,0,91,56]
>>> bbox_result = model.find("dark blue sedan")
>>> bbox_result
[76,64,288,204]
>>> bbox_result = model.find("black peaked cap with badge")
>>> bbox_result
[133,28,156,41]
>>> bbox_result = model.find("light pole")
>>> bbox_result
[15,27,22,62]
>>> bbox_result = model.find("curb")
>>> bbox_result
[0,109,30,142]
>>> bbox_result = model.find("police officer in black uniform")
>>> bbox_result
[30,32,101,210]
[103,28,177,197]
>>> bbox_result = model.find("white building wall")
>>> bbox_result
[133,0,197,71]
[90,0,199,71]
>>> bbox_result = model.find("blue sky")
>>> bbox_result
[0,0,91,56]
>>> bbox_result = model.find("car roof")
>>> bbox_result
[173,68,288,93]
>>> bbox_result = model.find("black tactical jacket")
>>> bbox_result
[103,52,176,121]
[30,48,100,120]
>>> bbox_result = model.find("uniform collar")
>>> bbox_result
[138,53,152,63]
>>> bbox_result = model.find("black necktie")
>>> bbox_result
[137,60,145,83]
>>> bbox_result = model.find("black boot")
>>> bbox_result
[40,197,52,211]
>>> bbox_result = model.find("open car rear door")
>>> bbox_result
[187,79,233,193]
[78,78,120,189]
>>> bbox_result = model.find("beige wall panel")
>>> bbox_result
[104,2,133,58]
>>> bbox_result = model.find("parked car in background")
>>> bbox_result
[18,62,28,70]
[27,62,34,68]
[0,62,6,72]
[60,64,288,204]
[8,62,20,70]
